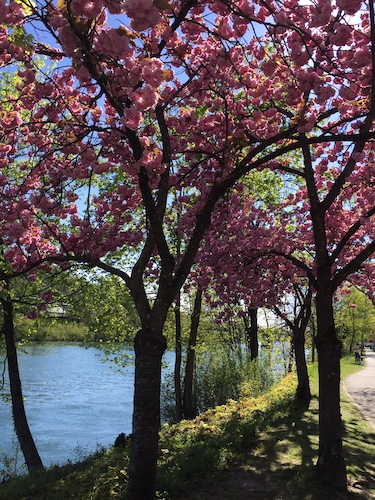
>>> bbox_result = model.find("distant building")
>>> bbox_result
[47,306,68,318]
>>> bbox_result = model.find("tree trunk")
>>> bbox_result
[249,308,258,360]
[315,289,347,488]
[174,294,183,422]
[183,286,202,420]
[127,329,167,500]
[293,330,311,402]
[2,297,44,472]
[310,314,316,363]
[244,307,258,361]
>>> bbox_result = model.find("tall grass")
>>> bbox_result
[162,345,279,422]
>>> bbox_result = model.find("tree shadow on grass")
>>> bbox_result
[341,396,375,497]
[182,395,374,500]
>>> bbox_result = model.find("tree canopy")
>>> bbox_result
[1,1,374,498]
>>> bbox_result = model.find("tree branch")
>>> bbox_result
[330,206,375,264]
[333,240,375,290]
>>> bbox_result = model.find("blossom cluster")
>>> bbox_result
[0,0,372,314]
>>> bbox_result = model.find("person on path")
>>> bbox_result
[353,344,361,364]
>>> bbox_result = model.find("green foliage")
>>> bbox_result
[335,287,375,354]
[194,348,275,413]
[0,375,296,498]
[3,270,139,344]
[15,317,90,342]
[0,447,129,500]
[157,374,297,496]
[0,437,27,482]
[73,273,139,343]
[242,169,284,207]
[7,25,33,51]
[161,342,276,423]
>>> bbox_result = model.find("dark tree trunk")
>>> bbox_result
[310,314,316,363]
[2,297,44,472]
[315,288,347,488]
[183,285,202,420]
[294,287,312,402]
[127,329,167,500]
[174,294,183,422]
[293,331,311,402]
[244,307,258,361]
[302,140,347,489]
[249,308,258,360]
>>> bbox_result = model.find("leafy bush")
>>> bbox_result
[161,347,276,423]
[0,448,129,500]
[157,373,297,496]
[0,438,27,483]
[14,316,90,342]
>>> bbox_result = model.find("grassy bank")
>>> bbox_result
[0,357,374,499]
[183,356,375,500]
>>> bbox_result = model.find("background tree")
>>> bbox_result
[335,285,375,353]
[273,282,312,402]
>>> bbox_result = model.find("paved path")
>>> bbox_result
[343,349,375,431]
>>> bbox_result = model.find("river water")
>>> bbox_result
[0,343,174,474]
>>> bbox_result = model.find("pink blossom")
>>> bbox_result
[3,111,22,129]
[96,28,131,58]
[123,0,162,31]
[133,85,158,110]
[102,0,126,15]
[4,247,27,271]
[336,0,362,16]
[7,1,26,24]
[339,84,358,100]
[310,0,332,27]
[58,27,79,58]
[92,162,111,174]
[0,1,9,20]
[70,0,103,19]
[330,23,352,46]
[26,309,39,319]
[40,291,54,303]
[141,59,164,88]
[120,107,143,129]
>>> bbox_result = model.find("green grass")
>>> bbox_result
[0,356,373,500]
[180,356,374,500]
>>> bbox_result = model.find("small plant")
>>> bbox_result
[0,438,27,482]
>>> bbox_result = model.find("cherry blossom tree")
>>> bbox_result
[273,282,312,402]
[1,0,375,496]
[200,191,313,398]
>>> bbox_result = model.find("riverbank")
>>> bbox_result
[181,357,375,499]
[0,357,373,499]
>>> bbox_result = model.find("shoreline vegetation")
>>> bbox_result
[0,357,373,499]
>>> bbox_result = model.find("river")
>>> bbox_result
[0,343,174,475]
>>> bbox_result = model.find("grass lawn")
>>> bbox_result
[180,357,375,500]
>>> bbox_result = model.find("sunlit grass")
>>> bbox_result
[177,357,374,499]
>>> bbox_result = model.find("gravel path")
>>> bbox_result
[343,349,375,431]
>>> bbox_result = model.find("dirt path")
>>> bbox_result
[343,349,375,431]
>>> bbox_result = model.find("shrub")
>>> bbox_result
[157,373,297,496]
[161,346,276,423]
